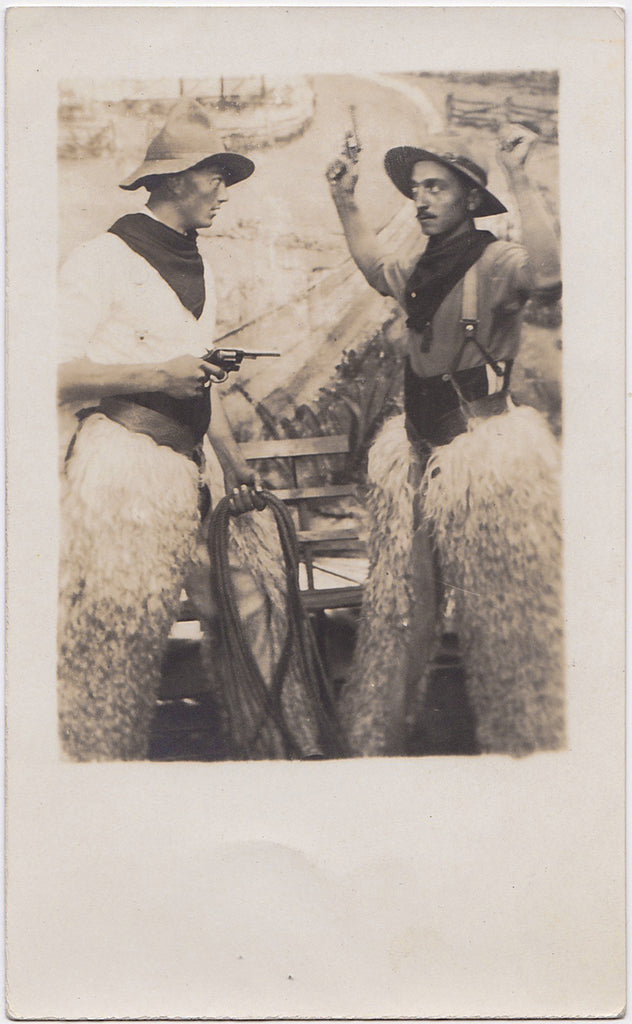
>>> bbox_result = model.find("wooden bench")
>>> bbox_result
[238,433,367,612]
[161,433,366,698]
[156,434,367,752]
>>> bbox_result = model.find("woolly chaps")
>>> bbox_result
[58,415,326,761]
[340,415,420,755]
[346,407,565,757]
[58,416,201,760]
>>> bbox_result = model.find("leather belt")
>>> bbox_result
[98,397,199,458]
[428,359,512,393]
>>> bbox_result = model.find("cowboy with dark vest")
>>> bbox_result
[57,100,273,760]
[326,126,563,756]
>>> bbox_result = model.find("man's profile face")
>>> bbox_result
[410,160,475,239]
[173,165,229,232]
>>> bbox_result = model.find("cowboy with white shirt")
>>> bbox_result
[57,100,274,760]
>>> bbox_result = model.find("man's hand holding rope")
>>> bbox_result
[225,470,267,516]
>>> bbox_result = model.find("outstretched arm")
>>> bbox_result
[497,125,561,294]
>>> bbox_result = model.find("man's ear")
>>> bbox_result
[466,188,483,213]
[167,174,186,197]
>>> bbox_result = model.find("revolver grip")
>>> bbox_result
[202,349,231,383]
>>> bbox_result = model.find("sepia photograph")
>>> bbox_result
[56,69,563,763]
[5,6,625,1020]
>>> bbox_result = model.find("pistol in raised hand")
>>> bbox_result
[328,105,362,183]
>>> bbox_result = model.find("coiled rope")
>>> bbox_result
[208,491,349,760]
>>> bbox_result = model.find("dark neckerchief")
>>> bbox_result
[109,212,205,319]
[107,212,210,442]
[405,226,496,349]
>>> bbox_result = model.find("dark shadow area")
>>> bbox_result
[407,633,480,757]
[149,618,480,761]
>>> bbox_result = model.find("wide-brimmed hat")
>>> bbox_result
[384,142,506,217]
[119,98,255,191]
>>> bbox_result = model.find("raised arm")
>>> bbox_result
[325,156,385,283]
[497,125,561,294]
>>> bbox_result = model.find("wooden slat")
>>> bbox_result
[301,587,364,611]
[271,483,357,502]
[297,527,360,544]
[300,539,367,556]
[239,434,349,460]
[454,102,494,112]
[508,101,556,117]
[237,433,367,614]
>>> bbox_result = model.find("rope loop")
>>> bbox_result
[208,491,349,760]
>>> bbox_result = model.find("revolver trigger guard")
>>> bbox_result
[214,369,229,384]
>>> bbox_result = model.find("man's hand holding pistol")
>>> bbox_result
[200,347,281,385]
[326,105,362,203]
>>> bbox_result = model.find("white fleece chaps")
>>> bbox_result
[345,408,565,757]
[58,415,323,761]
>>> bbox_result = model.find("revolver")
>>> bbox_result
[202,347,280,383]
[343,105,362,164]
[329,105,362,182]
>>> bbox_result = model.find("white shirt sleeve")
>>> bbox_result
[362,232,425,306]
[57,237,114,363]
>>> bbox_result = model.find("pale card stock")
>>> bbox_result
[5,6,626,1020]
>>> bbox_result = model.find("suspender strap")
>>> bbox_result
[452,262,505,378]
[462,257,478,321]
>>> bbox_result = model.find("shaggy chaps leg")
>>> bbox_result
[349,407,565,757]
[341,416,424,755]
[423,405,565,755]
[58,417,201,761]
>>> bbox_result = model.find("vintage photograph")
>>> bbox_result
[57,70,564,762]
[7,7,625,1020]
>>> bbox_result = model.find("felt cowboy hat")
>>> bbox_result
[119,98,255,191]
[384,140,507,217]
